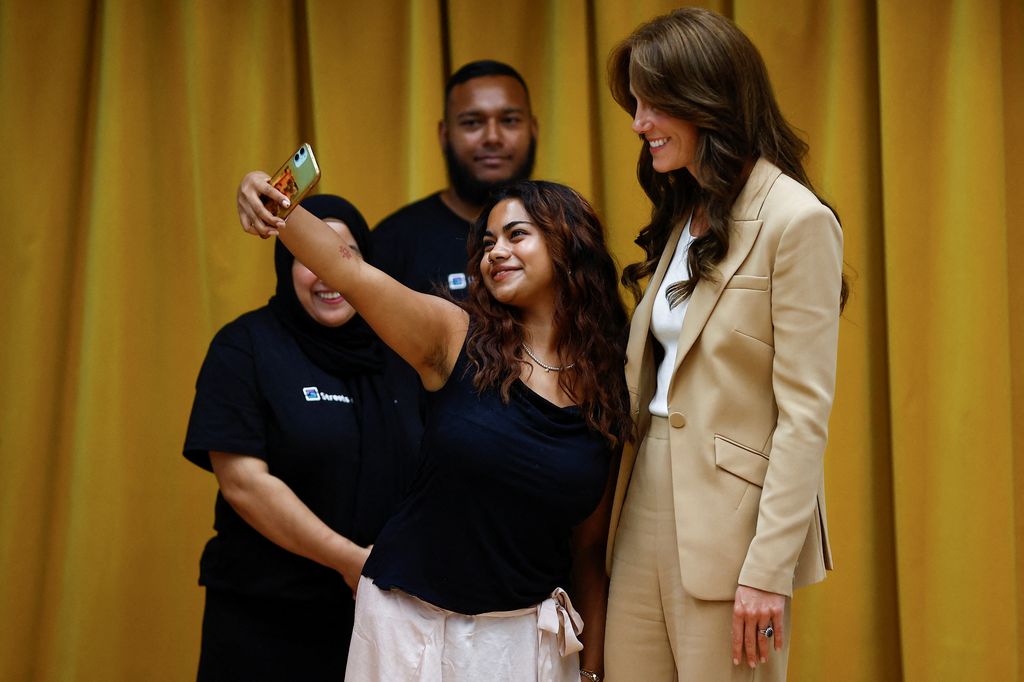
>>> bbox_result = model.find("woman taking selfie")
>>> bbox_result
[237,178,631,682]
[604,8,847,680]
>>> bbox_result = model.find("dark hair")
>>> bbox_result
[609,8,848,310]
[463,180,633,449]
[445,60,531,117]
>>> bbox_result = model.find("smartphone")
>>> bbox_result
[262,143,321,219]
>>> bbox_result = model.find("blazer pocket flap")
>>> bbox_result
[714,436,769,486]
[725,275,769,290]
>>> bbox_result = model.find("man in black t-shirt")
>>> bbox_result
[372,60,539,297]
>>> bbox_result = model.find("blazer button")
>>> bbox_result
[669,412,686,428]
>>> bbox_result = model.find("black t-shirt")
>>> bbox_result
[371,192,472,296]
[362,339,611,614]
[183,307,422,602]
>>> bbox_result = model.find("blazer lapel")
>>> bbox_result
[612,219,688,570]
[625,220,687,414]
[669,219,762,375]
[670,159,780,376]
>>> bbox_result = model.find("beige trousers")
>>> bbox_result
[346,577,584,681]
[605,417,790,681]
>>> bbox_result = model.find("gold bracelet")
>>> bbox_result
[579,670,601,682]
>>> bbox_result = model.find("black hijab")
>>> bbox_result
[268,194,382,376]
[269,194,402,544]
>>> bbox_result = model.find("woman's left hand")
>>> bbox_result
[342,540,374,593]
[731,585,785,668]
[340,544,372,596]
[236,170,288,238]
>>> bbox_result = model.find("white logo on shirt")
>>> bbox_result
[302,386,352,403]
[447,272,468,290]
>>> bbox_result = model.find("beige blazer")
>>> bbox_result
[607,158,842,600]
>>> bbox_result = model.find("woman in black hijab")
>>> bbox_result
[183,194,421,681]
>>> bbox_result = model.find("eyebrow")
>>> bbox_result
[456,106,527,118]
[483,220,533,238]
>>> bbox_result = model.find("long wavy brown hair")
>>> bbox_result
[463,181,633,450]
[609,7,848,310]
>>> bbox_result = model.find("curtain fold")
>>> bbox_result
[0,1,1019,679]
[877,0,1019,678]
[1006,2,1024,676]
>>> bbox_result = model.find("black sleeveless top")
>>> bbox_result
[362,341,611,614]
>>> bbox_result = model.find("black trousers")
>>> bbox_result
[197,588,355,681]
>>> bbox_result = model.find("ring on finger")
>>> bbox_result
[758,624,774,638]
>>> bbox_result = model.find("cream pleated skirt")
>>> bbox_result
[345,576,584,681]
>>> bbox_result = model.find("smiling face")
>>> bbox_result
[292,220,361,327]
[441,75,537,198]
[629,85,700,177]
[479,198,555,310]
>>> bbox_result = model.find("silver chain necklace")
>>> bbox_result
[521,343,576,373]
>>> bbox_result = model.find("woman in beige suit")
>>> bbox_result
[603,8,848,681]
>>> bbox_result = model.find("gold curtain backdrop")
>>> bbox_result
[0,0,1020,679]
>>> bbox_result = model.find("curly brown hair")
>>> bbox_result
[609,7,848,310]
[462,181,633,450]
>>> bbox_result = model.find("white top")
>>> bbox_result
[649,216,696,417]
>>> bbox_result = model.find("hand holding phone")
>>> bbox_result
[261,143,321,220]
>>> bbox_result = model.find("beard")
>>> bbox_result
[444,137,537,207]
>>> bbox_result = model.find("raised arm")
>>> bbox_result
[237,172,466,389]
